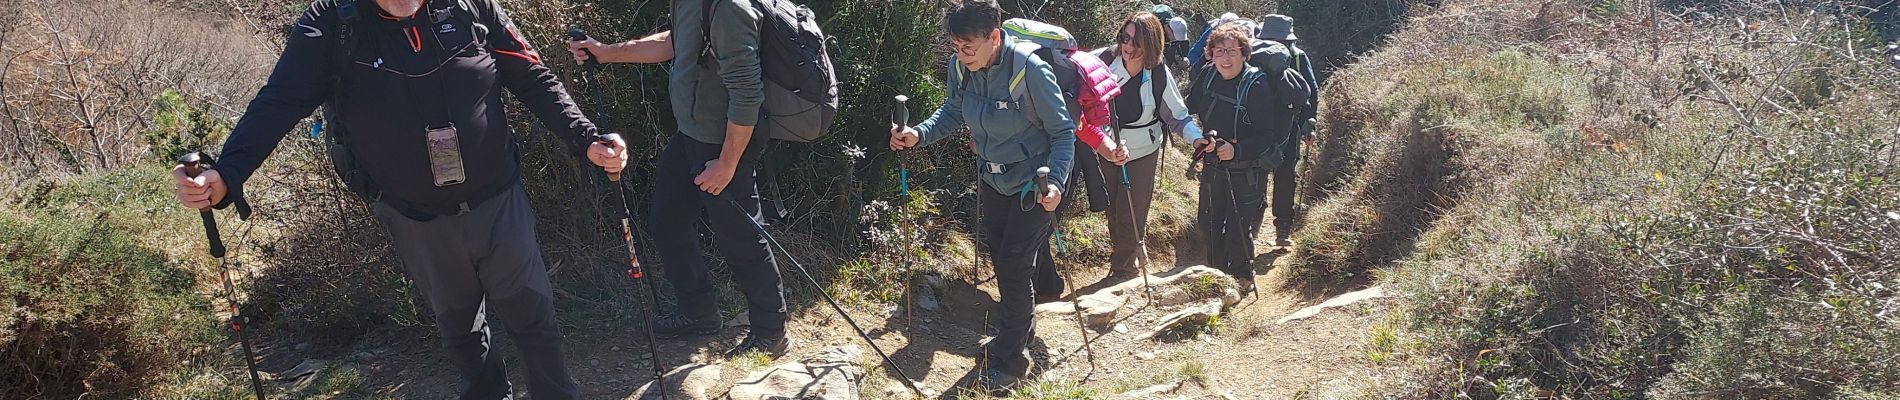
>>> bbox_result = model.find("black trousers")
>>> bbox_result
[374,183,578,400]
[1197,164,1270,280]
[1032,164,1086,297]
[980,185,1053,373]
[647,133,788,336]
[1271,141,1300,235]
[1074,142,1108,212]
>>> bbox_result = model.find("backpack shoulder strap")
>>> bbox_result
[1236,67,1265,105]
[1006,40,1035,102]
[1150,64,1169,119]
[700,0,725,64]
[330,0,361,107]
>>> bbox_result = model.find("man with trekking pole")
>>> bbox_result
[172,0,613,398]
[564,0,795,359]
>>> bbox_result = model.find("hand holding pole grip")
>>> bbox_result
[567,28,598,66]
[593,133,624,182]
[179,152,226,259]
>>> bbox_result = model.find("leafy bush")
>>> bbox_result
[1,165,220,398]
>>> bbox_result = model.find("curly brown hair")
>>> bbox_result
[1207,24,1252,59]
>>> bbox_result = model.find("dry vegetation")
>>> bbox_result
[1293,0,1900,397]
[7,0,1897,397]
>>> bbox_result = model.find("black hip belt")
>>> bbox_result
[377,177,517,221]
[1214,157,1278,170]
[1119,119,1161,130]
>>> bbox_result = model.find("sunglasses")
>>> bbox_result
[1117,32,1138,46]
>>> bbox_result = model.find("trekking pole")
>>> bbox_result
[179,152,266,400]
[893,95,917,329]
[569,28,608,123]
[1186,131,1216,180]
[1201,131,1255,296]
[569,28,673,399]
[1037,167,1099,380]
[699,172,926,398]
[594,134,673,400]
[1106,128,1156,302]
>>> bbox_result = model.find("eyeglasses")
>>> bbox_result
[1116,33,1135,45]
[1210,47,1247,58]
[943,40,981,57]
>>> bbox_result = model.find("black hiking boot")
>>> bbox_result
[970,352,1030,396]
[1034,286,1064,304]
[652,309,721,340]
[723,330,790,359]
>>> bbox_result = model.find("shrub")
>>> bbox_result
[1306,0,1900,397]
[1,165,220,398]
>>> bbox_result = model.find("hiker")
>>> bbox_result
[564,0,794,359]
[992,18,1125,303]
[1187,13,1255,68]
[1087,11,1203,286]
[169,0,605,398]
[1186,23,1312,290]
[1150,4,1191,68]
[1257,14,1321,247]
[889,0,1075,392]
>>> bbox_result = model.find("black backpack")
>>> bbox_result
[702,0,839,142]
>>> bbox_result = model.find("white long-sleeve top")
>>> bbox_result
[1099,49,1202,159]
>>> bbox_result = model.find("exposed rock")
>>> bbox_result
[629,363,721,400]
[276,358,331,382]
[727,346,867,400]
[1114,380,1184,399]
[1137,300,1224,341]
[1276,286,1386,324]
[1037,266,1240,330]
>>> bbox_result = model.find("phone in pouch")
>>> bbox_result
[426,124,467,187]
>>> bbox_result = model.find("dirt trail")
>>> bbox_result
[247,229,1394,399]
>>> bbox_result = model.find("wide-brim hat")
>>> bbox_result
[1259,14,1297,41]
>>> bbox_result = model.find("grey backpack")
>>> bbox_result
[703,0,839,142]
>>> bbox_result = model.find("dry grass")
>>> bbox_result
[1298,0,1900,397]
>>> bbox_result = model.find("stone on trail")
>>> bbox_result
[1113,380,1185,399]
[1276,286,1386,324]
[276,358,332,382]
[1036,265,1241,330]
[727,345,867,400]
[629,362,722,400]
[1137,299,1225,341]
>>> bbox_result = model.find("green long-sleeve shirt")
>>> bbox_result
[671,0,764,145]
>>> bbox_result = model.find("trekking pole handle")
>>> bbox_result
[892,95,909,128]
[1035,166,1052,199]
[179,152,227,259]
[894,95,909,195]
[593,133,623,182]
[567,28,598,66]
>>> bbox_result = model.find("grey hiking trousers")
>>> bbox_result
[373,182,578,400]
